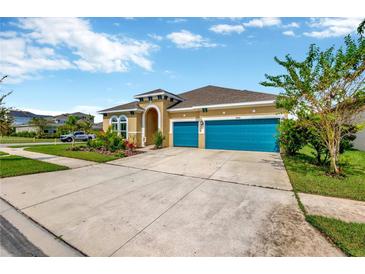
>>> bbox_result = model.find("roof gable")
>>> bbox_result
[134,88,184,101]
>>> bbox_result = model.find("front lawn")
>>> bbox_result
[0,155,68,178]
[24,144,120,163]
[306,215,365,257]
[0,136,57,144]
[283,147,365,201]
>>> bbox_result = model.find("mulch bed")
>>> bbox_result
[67,146,144,157]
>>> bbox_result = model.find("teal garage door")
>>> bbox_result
[205,118,279,152]
[173,121,199,147]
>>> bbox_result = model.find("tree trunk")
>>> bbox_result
[329,145,340,174]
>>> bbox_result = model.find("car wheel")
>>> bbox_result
[67,137,73,142]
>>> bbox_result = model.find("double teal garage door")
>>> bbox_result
[173,118,279,152]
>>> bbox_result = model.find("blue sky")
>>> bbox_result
[0,17,362,122]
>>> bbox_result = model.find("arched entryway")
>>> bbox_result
[144,107,159,145]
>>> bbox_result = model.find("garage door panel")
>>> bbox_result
[205,119,279,152]
[173,122,199,148]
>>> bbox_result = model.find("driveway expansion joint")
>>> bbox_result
[106,162,293,193]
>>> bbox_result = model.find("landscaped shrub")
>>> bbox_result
[87,138,104,149]
[153,130,165,149]
[279,117,359,168]
[87,127,125,152]
[124,140,136,156]
[278,119,306,155]
[11,131,37,138]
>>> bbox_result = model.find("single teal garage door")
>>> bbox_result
[205,118,279,152]
[173,121,199,147]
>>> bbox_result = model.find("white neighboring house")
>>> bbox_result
[353,110,365,151]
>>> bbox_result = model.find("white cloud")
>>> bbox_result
[166,30,217,49]
[243,17,281,28]
[16,18,156,73]
[0,31,17,38]
[282,30,295,37]
[1,18,158,83]
[303,17,362,38]
[148,33,164,41]
[0,36,73,83]
[282,22,300,28]
[210,24,245,34]
[167,18,187,23]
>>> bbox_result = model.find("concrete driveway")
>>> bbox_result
[0,148,342,256]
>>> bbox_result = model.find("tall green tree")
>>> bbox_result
[29,117,49,138]
[358,18,365,36]
[76,114,94,132]
[0,75,13,136]
[261,35,365,174]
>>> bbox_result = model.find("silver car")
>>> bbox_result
[60,131,95,142]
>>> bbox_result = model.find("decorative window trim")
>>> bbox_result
[109,115,128,138]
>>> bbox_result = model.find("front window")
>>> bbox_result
[119,116,127,138]
[111,116,118,132]
[110,115,128,138]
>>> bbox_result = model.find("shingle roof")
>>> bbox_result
[169,85,277,110]
[98,101,143,113]
[99,85,277,114]
[10,110,51,119]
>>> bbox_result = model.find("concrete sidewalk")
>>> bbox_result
[0,147,95,169]
[0,199,82,257]
[299,193,365,223]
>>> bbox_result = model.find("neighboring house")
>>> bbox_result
[99,85,282,152]
[353,109,365,151]
[11,111,94,134]
[53,112,91,124]
[15,124,58,134]
[92,122,103,131]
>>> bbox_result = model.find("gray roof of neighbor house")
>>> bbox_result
[169,85,277,110]
[98,101,144,113]
[53,112,90,120]
[10,110,51,119]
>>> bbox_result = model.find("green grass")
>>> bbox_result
[0,155,68,178]
[306,215,365,256]
[283,147,365,201]
[24,144,119,163]
[0,151,9,156]
[0,136,57,144]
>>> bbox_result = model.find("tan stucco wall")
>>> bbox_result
[102,112,142,146]
[102,103,281,148]
[139,99,176,147]
[168,105,281,148]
